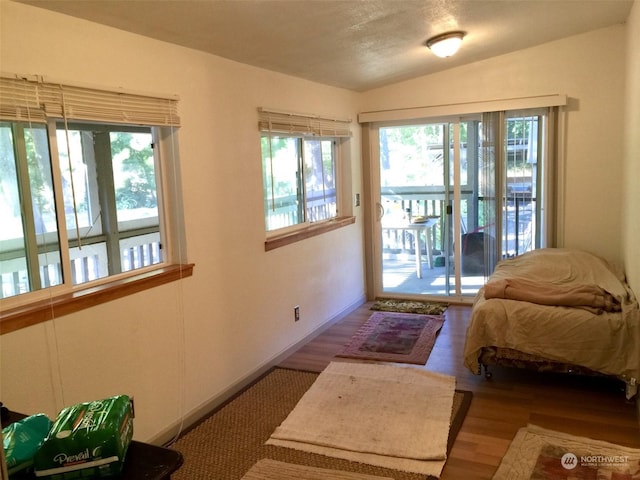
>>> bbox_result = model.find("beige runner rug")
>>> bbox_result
[267,361,456,476]
[241,459,393,480]
[170,366,471,480]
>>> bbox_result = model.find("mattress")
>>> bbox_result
[462,248,640,398]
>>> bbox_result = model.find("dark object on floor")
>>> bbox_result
[460,232,495,275]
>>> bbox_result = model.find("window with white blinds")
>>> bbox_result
[258,108,351,138]
[259,108,352,236]
[0,74,185,306]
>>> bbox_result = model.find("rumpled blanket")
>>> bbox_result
[463,248,640,398]
[484,277,621,314]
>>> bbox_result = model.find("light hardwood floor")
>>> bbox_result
[278,302,640,480]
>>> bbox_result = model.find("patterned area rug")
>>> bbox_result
[336,312,445,364]
[371,298,448,315]
[493,424,640,479]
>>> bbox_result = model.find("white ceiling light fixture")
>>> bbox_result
[426,31,466,58]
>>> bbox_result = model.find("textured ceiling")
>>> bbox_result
[16,0,634,91]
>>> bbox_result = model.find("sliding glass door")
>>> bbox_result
[377,123,445,296]
[376,118,491,298]
[373,110,552,300]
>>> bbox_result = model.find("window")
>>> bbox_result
[0,122,62,294]
[258,108,352,235]
[261,136,337,231]
[58,124,162,283]
[0,75,184,305]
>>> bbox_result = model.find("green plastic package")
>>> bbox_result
[2,413,52,476]
[33,395,134,479]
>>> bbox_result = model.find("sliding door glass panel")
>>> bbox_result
[379,124,448,296]
[504,115,540,257]
[456,120,489,294]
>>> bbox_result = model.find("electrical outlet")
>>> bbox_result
[354,193,360,207]
[294,305,300,322]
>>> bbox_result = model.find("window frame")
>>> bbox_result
[261,135,355,251]
[1,119,190,313]
[56,122,165,281]
[0,75,190,333]
[262,134,340,236]
[258,107,355,251]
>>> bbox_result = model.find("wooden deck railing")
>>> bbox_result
[1,233,162,299]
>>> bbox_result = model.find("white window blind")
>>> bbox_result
[0,75,180,126]
[258,107,352,137]
[0,76,46,123]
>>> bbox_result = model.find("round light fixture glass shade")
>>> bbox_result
[426,31,465,58]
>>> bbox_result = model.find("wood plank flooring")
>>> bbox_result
[278,302,640,480]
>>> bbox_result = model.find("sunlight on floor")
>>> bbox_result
[383,259,485,296]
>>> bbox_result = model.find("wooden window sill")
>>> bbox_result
[0,263,194,335]
[265,216,355,251]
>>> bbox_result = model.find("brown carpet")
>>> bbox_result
[170,366,472,480]
[242,459,394,480]
[336,312,444,365]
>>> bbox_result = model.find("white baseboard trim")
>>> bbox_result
[148,294,367,446]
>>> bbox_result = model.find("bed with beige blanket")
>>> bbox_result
[463,248,640,398]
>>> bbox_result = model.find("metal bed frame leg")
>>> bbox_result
[482,363,493,379]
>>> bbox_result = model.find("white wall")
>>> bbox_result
[0,1,365,441]
[623,1,640,295]
[359,24,628,266]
